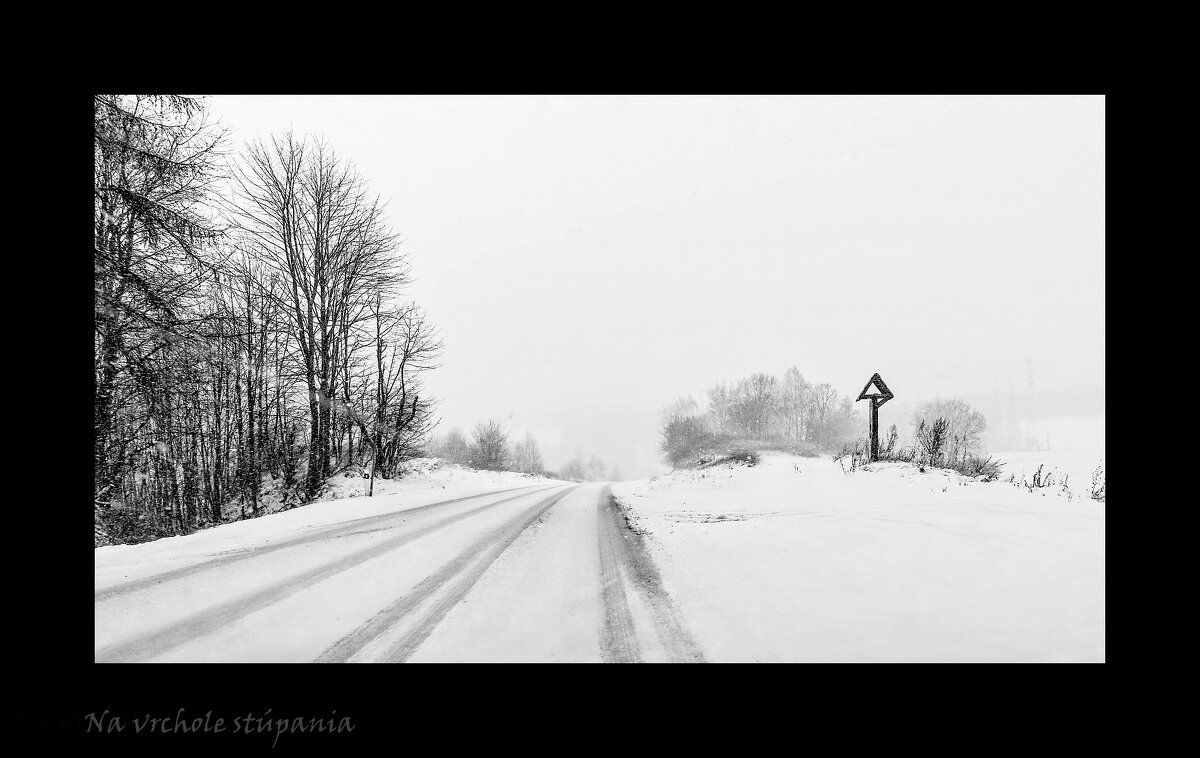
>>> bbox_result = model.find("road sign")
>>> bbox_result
[856,373,893,462]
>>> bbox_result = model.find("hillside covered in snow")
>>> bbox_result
[612,451,1105,662]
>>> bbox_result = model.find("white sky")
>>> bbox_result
[205,95,1105,478]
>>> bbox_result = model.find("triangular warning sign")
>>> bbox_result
[856,373,893,404]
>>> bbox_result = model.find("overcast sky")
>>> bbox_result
[206,95,1105,478]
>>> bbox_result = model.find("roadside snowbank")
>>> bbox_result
[612,451,1104,662]
[96,459,561,573]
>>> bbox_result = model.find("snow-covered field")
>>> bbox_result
[994,449,1104,496]
[993,414,1105,492]
[612,451,1105,662]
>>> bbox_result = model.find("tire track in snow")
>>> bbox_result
[95,484,553,604]
[94,486,563,663]
[318,485,578,663]
[599,489,705,663]
[598,486,642,663]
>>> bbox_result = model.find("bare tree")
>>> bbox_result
[470,419,511,471]
[732,373,779,440]
[429,428,471,465]
[94,94,228,534]
[558,449,607,481]
[663,396,700,425]
[912,398,987,462]
[511,432,544,475]
[706,383,734,437]
[227,132,406,501]
[806,382,839,447]
[587,454,607,481]
[362,298,442,493]
[95,110,443,544]
[707,375,779,440]
[779,367,811,442]
[559,451,589,481]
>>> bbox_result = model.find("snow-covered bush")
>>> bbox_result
[960,455,1003,482]
[916,418,950,467]
[839,426,1003,483]
[696,450,760,469]
[911,398,988,461]
[660,414,721,469]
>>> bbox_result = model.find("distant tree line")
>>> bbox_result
[426,422,615,481]
[558,450,615,482]
[95,96,440,545]
[660,367,861,468]
[427,422,541,474]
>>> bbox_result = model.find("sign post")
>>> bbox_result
[856,373,894,462]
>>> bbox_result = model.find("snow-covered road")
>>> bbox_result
[95,480,700,663]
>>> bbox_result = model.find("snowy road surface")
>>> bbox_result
[95,482,701,663]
